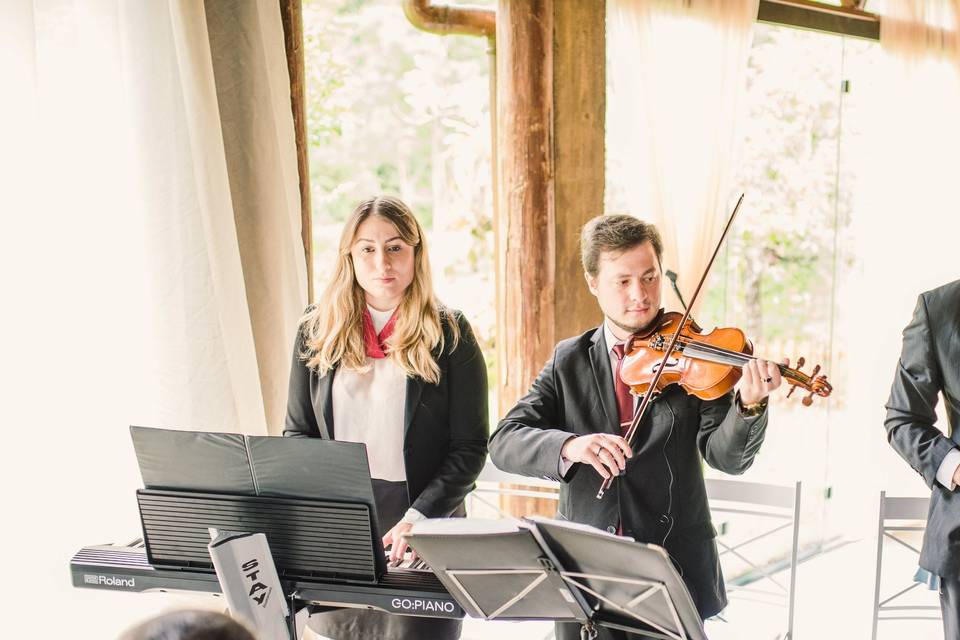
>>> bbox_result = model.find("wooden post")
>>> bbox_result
[496,0,605,517]
[279,0,313,303]
[552,0,605,342]
[495,0,556,418]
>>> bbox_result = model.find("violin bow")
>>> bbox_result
[596,193,745,500]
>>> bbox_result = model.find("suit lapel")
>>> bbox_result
[318,370,335,440]
[404,375,425,441]
[589,327,619,434]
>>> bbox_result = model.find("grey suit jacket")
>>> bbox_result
[885,279,960,578]
[488,324,769,619]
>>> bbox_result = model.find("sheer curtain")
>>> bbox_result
[801,4,960,634]
[842,0,960,513]
[607,0,758,311]
[1,1,305,636]
[127,0,307,434]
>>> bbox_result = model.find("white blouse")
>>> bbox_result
[331,305,408,482]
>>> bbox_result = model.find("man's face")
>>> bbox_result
[585,240,662,338]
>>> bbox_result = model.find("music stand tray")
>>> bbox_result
[405,517,707,640]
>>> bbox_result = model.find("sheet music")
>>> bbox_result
[526,515,635,541]
[409,518,521,535]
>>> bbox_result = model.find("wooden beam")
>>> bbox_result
[552,0,605,343]
[496,0,556,420]
[496,0,605,519]
[496,0,554,520]
[402,1,604,518]
[496,0,605,419]
[279,0,314,302]
[758,0,880,40]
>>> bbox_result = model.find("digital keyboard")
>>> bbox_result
[70,541,464,619]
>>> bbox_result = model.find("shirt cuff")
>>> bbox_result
[735,390,768,418]
[935,449,960,490]
[401,508,427,524]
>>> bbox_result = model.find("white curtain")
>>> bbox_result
[1,1,305,636]
[127,0,308,434]
[607,0,759,311]
[880,0,960,58]
[799,6,960,633]
[843,0,960,501]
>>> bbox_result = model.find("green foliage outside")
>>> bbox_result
[305,4,872,401]
[704,25,873,357]
[303,0,497,388]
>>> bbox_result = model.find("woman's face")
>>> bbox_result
[350,215,416,311]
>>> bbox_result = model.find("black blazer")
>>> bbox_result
[488,325,769,619]
[284,309,489,519]
[885,280,960,579]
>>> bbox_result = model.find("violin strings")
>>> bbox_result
[676,337,754,364]
[670,336,810,384]
[682,339,805,381]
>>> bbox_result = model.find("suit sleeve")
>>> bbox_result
[488,348,575,482]
[283,321,321,439]
[409,314,489,518]
[885,294,952,489]
[697,391,769,475]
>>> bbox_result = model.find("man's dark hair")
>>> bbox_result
[580,214,663,277]
[119,610,256,640]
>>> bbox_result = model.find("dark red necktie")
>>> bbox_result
[611,343,634,435]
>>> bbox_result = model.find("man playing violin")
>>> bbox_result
[488,214,784,637]
[885,280,960,640]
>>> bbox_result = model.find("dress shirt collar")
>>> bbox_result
[367,304,397,334]
[603,318,627,356]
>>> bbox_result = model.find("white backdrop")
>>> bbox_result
[0,1,305,637]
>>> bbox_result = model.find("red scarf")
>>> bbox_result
[362,307,398,359]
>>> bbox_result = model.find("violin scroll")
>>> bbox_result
[783,355,833,406]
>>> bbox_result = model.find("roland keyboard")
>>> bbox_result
[70,541,464,619]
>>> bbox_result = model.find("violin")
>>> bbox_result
[620,310,833,406]
[596,194,832,501]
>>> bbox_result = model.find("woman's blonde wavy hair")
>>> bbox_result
[299,195,459,384]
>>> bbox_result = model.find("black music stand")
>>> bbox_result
[130,426,387,582]
[405,516,707,640]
